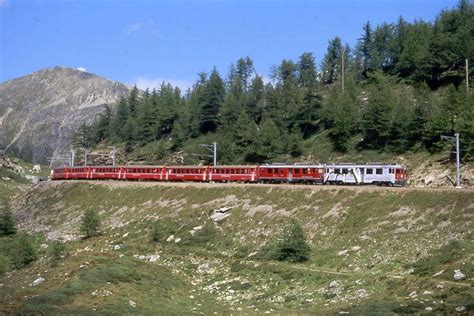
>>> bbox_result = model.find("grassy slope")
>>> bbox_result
[1,182,473,314]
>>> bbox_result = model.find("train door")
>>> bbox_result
[288,168,293,182]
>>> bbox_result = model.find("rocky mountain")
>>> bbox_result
[0,67,130,164]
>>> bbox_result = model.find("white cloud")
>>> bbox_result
[134,77,193,92]
[127,21,144,34]
[0,0,7,7]
[126,19,158,36]
[77,67,87,72]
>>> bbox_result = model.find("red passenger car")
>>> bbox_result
[209,165,258,182]
[289,164,324,184]
[257,164,323,184]
[166,166,208,182]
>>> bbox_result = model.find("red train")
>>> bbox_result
[51,163,407,186]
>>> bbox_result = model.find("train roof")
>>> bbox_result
[261,164,323,168]
[323,163,405,167]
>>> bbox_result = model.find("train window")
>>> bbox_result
[342,168,348,174]
[294,169,300,174]
[360,168,364,174]
[335,168,341,174]
[366,168,373,174]
[389,168,394,174]
[376,168,383,175]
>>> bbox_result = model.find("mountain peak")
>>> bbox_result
[0,67,130,164]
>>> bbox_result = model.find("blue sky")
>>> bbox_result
[1,0,460,90]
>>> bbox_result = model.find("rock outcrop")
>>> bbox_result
[0,67,129,164]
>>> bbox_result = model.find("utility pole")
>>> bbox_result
[193,142,217,166]
[341,46,345,93]
[108,146,116,167]
[441,132,461,189]
[466,59,469,95]
[70,149,75,167]
[455,132,461,188]
[213,142,217,167]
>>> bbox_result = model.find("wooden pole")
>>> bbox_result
[466,59,469,95]
[341,46,345,93]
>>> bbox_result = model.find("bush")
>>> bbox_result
[0,207,16,236]
[50,241,68,264]
[275,220,310,263]
[10,233,37,268]
[149,220,173,242]
[0,255,10,276]
[80,208,101,238]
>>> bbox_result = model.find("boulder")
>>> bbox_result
[31,277,45,286]
[453,269,465,280]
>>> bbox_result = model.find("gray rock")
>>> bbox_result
[31,277,45,286]
[338,249,349,256]
[453,269,465,280]
[455,306,466,312]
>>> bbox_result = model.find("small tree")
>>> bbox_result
[0,207,17,236]
[11,234,37,268]
[80,208,101,238]
[50,241,68,264]
[275,220,310,263]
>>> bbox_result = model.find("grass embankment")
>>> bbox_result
[1,182,472,314]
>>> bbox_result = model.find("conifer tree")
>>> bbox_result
[0,207,16,236]
[200,68,225,133]
[80,208,101,238]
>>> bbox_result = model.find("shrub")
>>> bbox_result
[0,207,16,236]
[149,220,172,242]
[275,220,310,263]
[0,255,10,275]
[80,208,101,238]
[10,233,37,268]
[50,241,68,264]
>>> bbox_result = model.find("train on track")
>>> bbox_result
[51,163,407,186]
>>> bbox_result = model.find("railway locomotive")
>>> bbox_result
[51,163,407,186]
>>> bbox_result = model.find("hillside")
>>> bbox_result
[0,181,472,314]
[0,67,130,164]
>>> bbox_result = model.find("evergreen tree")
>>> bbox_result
[94,104,112,143]
[236,57,254,92]
[170,120,186,150]
[80,208,101,238]
[124,117,137,152]
[128,85,140,117]
[255,118,282,162]
[361,72,397,148]
[297,52,317,88]
[0,207,16,236]
[112,96,129,141]
[321,36,343,84]
[234,111,258,160]
[358,21,373,74]
[247,75,265,123]
[136,100,155,144]
[11,234,37,268]
[200,68,225,133]
[328,92,358,152]
[275,220,310,263]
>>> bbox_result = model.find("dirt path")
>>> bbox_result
[286,263,473,288]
